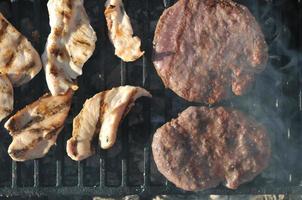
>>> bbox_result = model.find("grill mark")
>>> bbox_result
[94,92,107,134]
[121,89,138,119]
[0,107,12,114]
[8,100,70,134]
[9,127,64,159]
[49,46,68,61]
[5,51,15,68]
[70,139,78,157]
[50,47,61,57]
[50,64,59,76]
[0,18,9,42]
[21,60,36,72]
[9,136,43,159]
[0,84,13,94]
[105,5,116,16]
[44,102,69,117]
[60,0,73,24]
[71,57,82,66]
[66,0,72,10]
[8,115,44,135]
[74,38,91,47]
[60,10,71,21]
[44,127,61,140]
[98,91,108,125]
[15,35,24,47]
[54,27,63,37]
[73,117,81,137]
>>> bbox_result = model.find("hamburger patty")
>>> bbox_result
[152,107,271,191]
[153,0,268,104]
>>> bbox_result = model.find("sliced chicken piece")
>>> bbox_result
[5,90,73,161]
[0,13,42,86]
[66,86,151,161]
[105,0,144,62]
[43,0,97,96]
[0,74,13,122]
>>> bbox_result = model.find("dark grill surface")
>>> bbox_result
[0,0,301,198]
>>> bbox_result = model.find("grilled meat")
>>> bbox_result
[66,86,151,161]
[42,0,97,96]
[0,74,13,122]
[105,0,144,62]
[152,106,271,191]
[5,90,73,161]
[0,13,42,86]
[153,0,268,104]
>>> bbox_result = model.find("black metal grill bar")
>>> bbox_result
[33,160,39,187]
[2,186,302,197]
[56,159,62,187]
[142,0,151,190]
[97,0,107,189]
[55,133,64,187]
[11,161,17,188]
[10,0,19,190]
[99,157,106,187]
[163,0,170,8]
[77,162,84,187]
[121,159,128,187]
[143,147,150,187]
[299,89,302,111]
[299,2,302,113]
[142,56,148,87]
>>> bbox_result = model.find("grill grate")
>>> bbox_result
[0,0,300,198]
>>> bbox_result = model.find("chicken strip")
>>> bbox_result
[0,74,13,122]
[43,0,97,96]
[105,0,144,62]
[66,86,151,161]
[0,13,42,86]
[5,90,73,161]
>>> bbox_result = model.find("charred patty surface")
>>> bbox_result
[153,0,268,104]
[152,107,271,191]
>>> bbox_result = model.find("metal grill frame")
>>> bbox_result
[0,0,301,198]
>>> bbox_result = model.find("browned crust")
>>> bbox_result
[152,106,271,191]
[5,90,73,134]
[153,0,268,104]
[0,13,42,86]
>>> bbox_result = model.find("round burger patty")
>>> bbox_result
[153,0,268,104]
[152,106,271,191]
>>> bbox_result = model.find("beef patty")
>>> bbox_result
[153,0,268,104]
[152,106,271,191]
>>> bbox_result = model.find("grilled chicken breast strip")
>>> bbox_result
[66,86,151,161]
[43,0,97,96]
[105,0,144,62]
[0,13,42,87]
[5,90,73,161]
[0,74,13,122]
